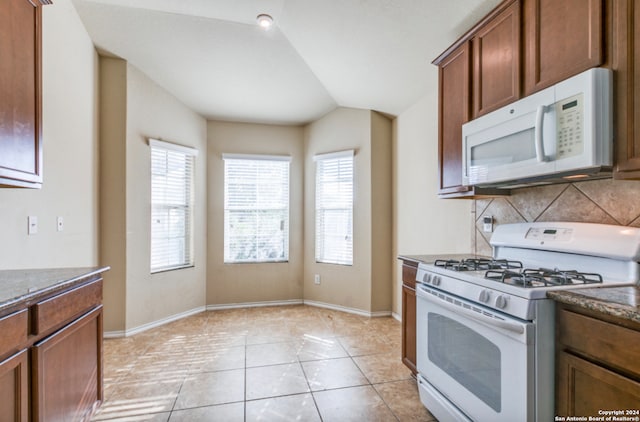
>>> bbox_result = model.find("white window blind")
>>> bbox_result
[315,150,354,266]
[150,139,196,273]
[224,154,290,263]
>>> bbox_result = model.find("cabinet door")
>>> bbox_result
[0,349,28,422]
[401,285,417,375]
[32,307,103,422]
[556,352,640,416]
[438,42,472,195]
[0,0,44,188]
[472,0,521,117]
[401,262,418,375]
[523,0,603,95]
[612,0,640,178]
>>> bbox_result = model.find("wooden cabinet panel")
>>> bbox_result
[401,261,418,375]
[0,349,28,422]
[523,0,604,95]
[612,0,640,178]
[401,284,417,375]
[556,352,640,416]
[556,303,640,415]
[437,42,472,195]
[32,306,103,422]
[0,310,28,360]
[0,0,45,188]
[32,280,102,336]
[557,308,640,378]
[473,0,521,117]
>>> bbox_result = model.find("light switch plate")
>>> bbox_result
[483,216,493,233]
[28,216,38,235]
[57,216,64,232]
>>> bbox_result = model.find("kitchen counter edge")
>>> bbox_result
[0,266,110,318]
[547,286,640,325]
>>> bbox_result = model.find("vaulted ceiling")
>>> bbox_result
[72,0,501,125]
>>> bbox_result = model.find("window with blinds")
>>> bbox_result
[224,154,290,263]
[150,139,197,273]
[314,150,354,266]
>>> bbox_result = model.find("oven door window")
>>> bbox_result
[428,313,501,412]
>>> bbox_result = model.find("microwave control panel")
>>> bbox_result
[555,93,584,159]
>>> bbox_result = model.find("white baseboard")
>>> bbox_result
[391,312,401,322]
[304,300,391,318]
[206,299,303,311]
[104,300,394,338]
[103,306,206,338]
[103,330,125,339]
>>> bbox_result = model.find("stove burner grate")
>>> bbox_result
[485,268,604,288]
[434,258,523,272]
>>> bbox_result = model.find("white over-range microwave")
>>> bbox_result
[462,67,612,189]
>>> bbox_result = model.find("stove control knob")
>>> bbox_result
[495,295,508,309]
[479,290,491,303]
[422,273,432,284]
[432,276,441,286]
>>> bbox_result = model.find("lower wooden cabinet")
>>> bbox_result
[557,352,640,415]
[32,306,103,422]
[0,349,28,422]
[0,272,105,422]
[401,260,418,375]
[555,303,640,416]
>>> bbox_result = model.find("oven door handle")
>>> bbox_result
[417,286,526,335]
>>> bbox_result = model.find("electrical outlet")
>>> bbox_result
[57,216,64,232]
[28,216,38,235]
[314,274,321,285]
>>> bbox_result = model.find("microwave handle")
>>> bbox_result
[535,105,549,162]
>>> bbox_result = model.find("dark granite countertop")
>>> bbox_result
[398,254,490,264]
[547,285,640,325]
[0,266,110,316]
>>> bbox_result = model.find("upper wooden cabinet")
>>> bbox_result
[434,0,519,197]
[436,42,472,196]
[523,0,604,96]
[0,0,50,188]
[612,0,640,178]
[522,0,604,95]
[433,0,612,197]
[473,0,521,117]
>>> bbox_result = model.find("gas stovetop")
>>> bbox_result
[416,222,640,320]
[433,258,604,289]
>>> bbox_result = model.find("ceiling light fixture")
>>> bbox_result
[256,14,274,30]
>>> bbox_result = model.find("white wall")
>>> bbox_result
[303,108,392,314]
[0,0,99,270]
[391,67,473,315]
[100,59,208,333]
[206,121,305,306]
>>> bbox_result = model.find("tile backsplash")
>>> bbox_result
[472,179,640,256]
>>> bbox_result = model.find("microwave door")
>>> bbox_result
[463,87,556,186]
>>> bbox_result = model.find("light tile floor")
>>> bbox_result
[93,305,436,421]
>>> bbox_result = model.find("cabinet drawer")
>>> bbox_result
[558,309,640,378]
[0,310,28,360]
[32,280,102,335]
[402,263,418,290]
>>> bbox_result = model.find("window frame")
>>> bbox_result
[223,153,291,264]
[149,138,197,274]
[314,149,354,266]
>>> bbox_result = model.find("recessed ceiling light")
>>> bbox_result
[256,14,274,30]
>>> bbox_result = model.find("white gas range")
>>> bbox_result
[415,222,640,422]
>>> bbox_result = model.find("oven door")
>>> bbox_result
[416,284,535,422]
